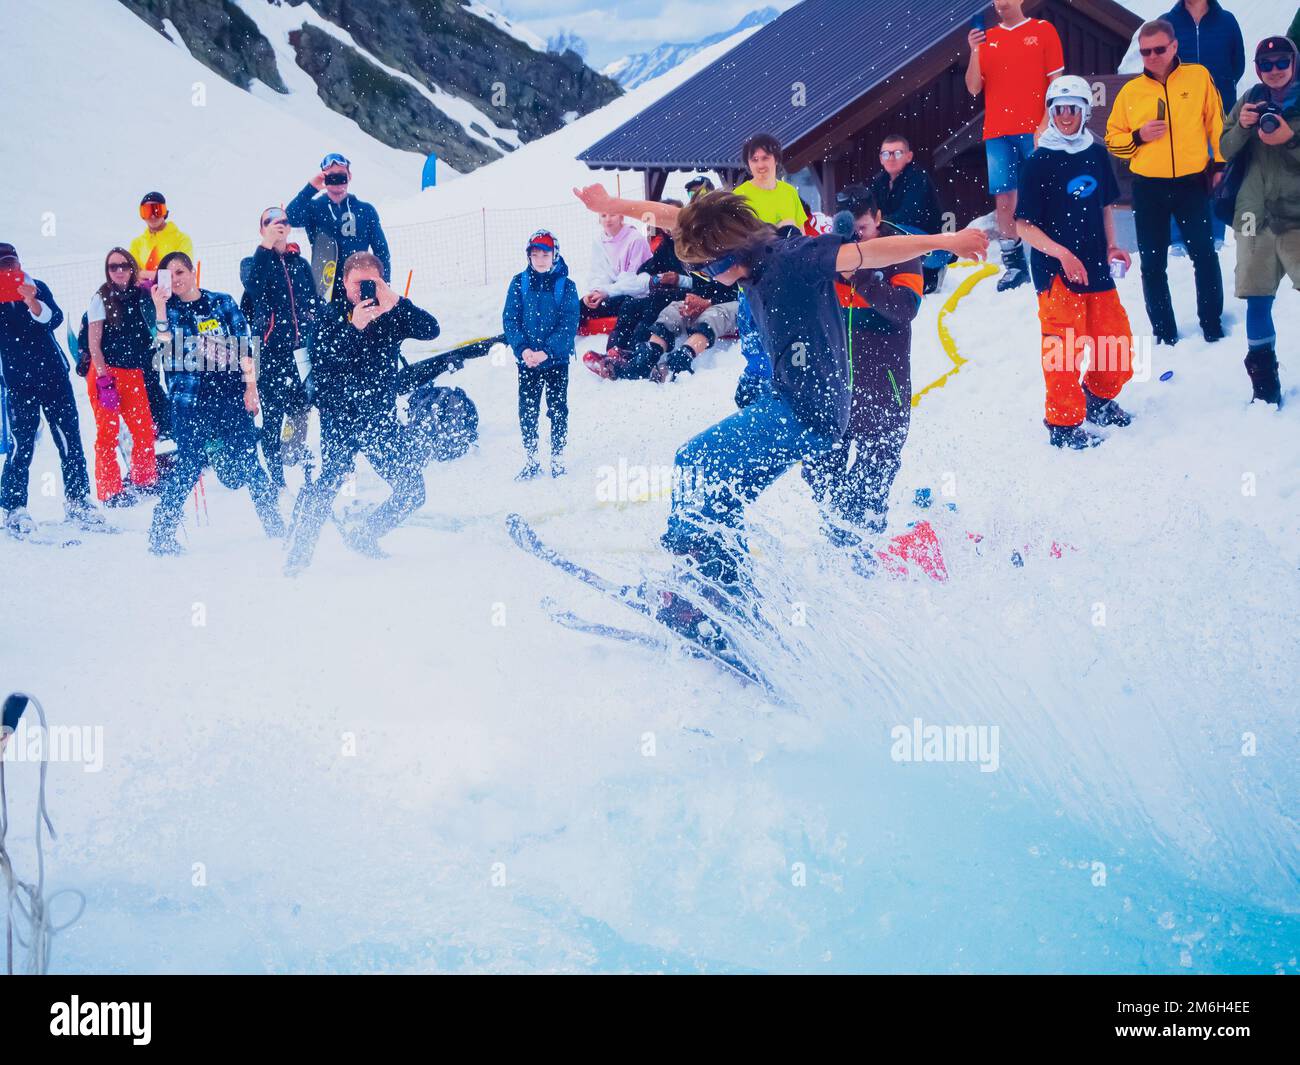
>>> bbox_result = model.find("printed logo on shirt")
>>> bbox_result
[1067,175,1099,200]
[196,317,222,334]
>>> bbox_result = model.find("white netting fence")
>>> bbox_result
[23,199,616,324]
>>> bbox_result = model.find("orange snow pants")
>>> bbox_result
[86,366,157,499]
[1037,277,1135,427]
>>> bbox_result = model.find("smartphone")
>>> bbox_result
[359,279,377,303]
[0,268,26,303]
[970,11,986,33]
[156,267,172,295]
[1156,99,1166,121]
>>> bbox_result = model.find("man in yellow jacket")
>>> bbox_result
[1106,18,1225,345]
[129,192,194,283]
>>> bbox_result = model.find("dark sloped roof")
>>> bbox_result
[580,0,992,170]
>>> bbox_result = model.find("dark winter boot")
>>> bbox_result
[515,455,542,481]
[1202,320,1226,343]
[996,239,1030,292]
[1046,420,1103,450]
[1083,386,1132,428]
[1244,346,1282,406]
[616,341,662,380]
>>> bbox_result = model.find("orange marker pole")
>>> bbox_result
[404,270,413,298]
[196,260,202,288]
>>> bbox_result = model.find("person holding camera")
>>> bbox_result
[283,253,439,575]
[1220,36,1300,407]
[286,153,391,301]
[240,206,320,487]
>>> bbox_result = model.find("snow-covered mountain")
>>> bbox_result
[602,6,780,89]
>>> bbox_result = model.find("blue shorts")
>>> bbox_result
[985,133,1036,195]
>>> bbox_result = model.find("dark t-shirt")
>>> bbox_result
[1015,141,1120,294]
[745,233,851,438]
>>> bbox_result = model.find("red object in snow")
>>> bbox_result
[878,520,949,582]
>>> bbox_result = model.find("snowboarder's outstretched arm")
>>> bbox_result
[835,229,987,273]
[574,184,681,233]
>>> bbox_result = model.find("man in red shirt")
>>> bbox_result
[966,0,1065,291]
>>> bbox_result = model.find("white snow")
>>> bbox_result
[463,1,549,53]
[1,0,1297,975]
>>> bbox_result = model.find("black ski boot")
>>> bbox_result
[1084,386,1132,428]
[996,239,1030,292]
[1046,420,1103,449]
[1244,346,1282,406]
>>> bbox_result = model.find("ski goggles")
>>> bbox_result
[261,208,289,227]
[1258,56,1293,72]
[693,251,740,280]
[320,152,351,170]
[323,172,350,187]
[139,202,168,221]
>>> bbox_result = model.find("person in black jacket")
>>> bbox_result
[241,207,320,488]
[0,243,102,535]
[869,135,951,293]
[283,252,439,575]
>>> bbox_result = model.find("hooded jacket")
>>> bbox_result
[1164,0,1246,111]
[503,255,580,365]
[285,187,391,281]
[1221,38,1300,235]
[239,244,320,360]
[584,225,652,296]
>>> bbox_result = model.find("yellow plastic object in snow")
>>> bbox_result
[912,260,1000,408]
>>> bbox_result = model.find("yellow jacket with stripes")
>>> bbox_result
[1105,61,1224,179]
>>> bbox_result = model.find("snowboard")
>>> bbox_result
[311,230,339,303]
[505,513,773,692]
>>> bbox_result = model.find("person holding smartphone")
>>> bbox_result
[148,252,284,556]
[240,206,320,487]
[283,252,440,575]
[0,243,102,536]
[965,0,1065,293]
[286,153,391,301]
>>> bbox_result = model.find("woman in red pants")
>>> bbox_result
[85,248,158,504]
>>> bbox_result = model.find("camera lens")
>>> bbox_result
[1260,113,1281,134]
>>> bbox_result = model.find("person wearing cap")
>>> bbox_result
[801,185,924,538]
[1019,75,1136,449]
[684,176,715,202]
[1219,35,1300,407]
[239,206,320,486]
[286,153,390,300]
[129,192,194,284]
[0,243,103,535]
[503,230,579,480]
[1106,19,1226,346]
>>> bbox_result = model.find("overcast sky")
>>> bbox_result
[497,0,802,69]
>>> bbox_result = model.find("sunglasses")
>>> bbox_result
[107,261,134,273]
[1258,56,1293,72]
[262,211,289,226]
[880,149,907,160]
[323,172,350,187]
[320,153,351,170]
[1052,104,1083,115]
[1140,44,1170,57]
[139,203,167,221]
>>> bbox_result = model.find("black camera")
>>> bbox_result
[1256,101,1283,135]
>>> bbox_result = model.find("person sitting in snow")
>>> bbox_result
[578,210,652,327]
[802,186,924,540]
[503,230,580,481]
[1016,75,1136,449]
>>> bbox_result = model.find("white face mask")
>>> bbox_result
[1040,100,1095,154]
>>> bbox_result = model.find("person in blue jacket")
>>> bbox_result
[502,230,580,481]
[240,206,320,488]
[1165,0,1246,248]
[1165,0,1246,111]
[286,153,391,298]
[0,242,102,536]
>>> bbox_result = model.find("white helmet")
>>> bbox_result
[1046,75,1093,122]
